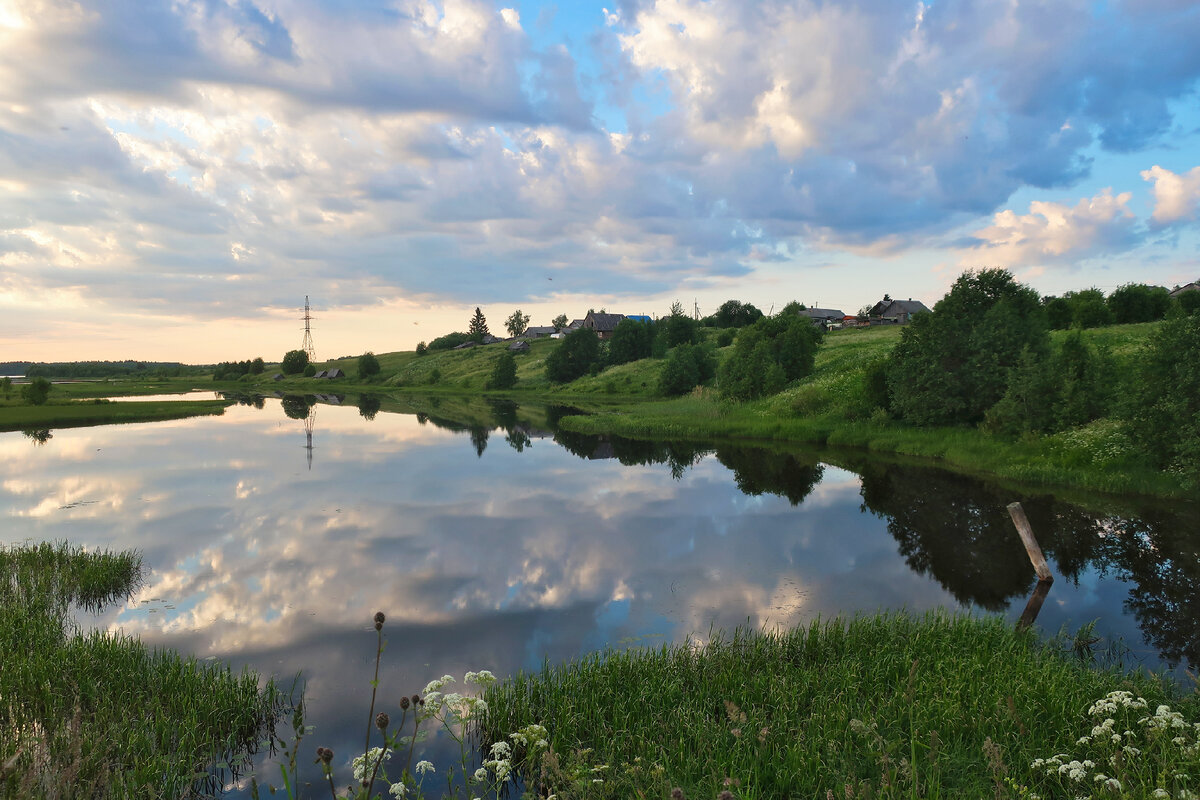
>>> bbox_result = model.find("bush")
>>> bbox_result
[428,332,471,351]
[20,377,51,406]
[487,353,518,390]
[1107,283,1171,324]
[608,319,655,366]
[545,328,600,383]
[888,268,1047,426]
[303,364,317,377]
[415,341,428,356]
[717,315,821,401]
[358,352,381,378]
[1125,313,1200,479]
[281,349,309,375]
[716,329,735,348]
[658,344,716,396]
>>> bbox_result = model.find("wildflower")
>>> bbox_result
[415,760,435,775]
[352,748,391,782]
[490,740,512,759]
[376,712,389,731]
[374,611,386,630]
[423,675,455,695]
[388,780,407,798]
[465,670,496,686]
[399,696,410,710]
[473,767,488,782]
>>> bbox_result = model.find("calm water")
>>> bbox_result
[4,394,1197,794]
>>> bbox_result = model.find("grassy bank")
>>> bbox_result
[0,541,282,799]
[482,612,1200,799]
[0,398,231,432]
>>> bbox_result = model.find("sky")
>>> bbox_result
[2,0,1200,364]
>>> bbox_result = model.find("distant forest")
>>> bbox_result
[8,361,204,379]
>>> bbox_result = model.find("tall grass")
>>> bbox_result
[482,612,1198,799]
[0,541,283,799]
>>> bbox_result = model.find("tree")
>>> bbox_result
[20,377,51,406]
[1125,313,1200,480]
[282,349,309,375]
[661,301,700,348]
[428,332,470,351]
[415,341,428,356]
[552,314,569,332]
[716,315,818,401]
[711,299,764,328]
[1107,283,1171,324]
[281,395,310,419]
[358,352,381,378]
[303,364,317,377]
[468,308,490,343]
[887,268,1048,426]
[488,352,518,389]
[504,309,531,338]
[545,327,600,382]
[608,318,655,366]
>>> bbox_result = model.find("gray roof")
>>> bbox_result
[584,312,626,332]
[1170,281,1199,297]
[523,326,556,337]
[508,340,531,352]
[869,298,931,317]
[798,307,845,319]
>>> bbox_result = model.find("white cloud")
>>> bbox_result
[1141,165,1200,225]
[963,189,1140,267]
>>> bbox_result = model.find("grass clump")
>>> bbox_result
[0,541,282,799]
[481,612,1198,799]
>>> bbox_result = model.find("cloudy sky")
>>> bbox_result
[3,0,1199,363]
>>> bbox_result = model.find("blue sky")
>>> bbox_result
[1,0,1199,362]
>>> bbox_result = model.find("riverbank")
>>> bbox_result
[481,612,1200,799]
[4,319,1190,500]
[0,397,231,432]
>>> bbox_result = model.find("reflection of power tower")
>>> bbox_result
[301,296,316,361]
[303,405,316,471]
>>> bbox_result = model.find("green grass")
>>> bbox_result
[482,612,1199,800]
[0,541,282,799]
[0,399,231,432]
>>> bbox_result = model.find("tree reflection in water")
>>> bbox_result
[852,458,1200,667]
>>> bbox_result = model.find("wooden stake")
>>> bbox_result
[1007,502,1053,583]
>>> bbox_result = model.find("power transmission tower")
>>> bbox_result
[301,296,316,360]
[693,299,701,321]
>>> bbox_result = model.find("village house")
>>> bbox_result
[868,298,931,325]
[581,311,626,340]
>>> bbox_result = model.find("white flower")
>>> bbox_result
[1153,790,1169,799]
[423,674,455,694]
[1104,778,1121,792]
[388,780,407,798]
[352,748,392,782]
[415,760,435,775]
[465,670,497,686]
[473,767,489,782]
[491,740,512,759]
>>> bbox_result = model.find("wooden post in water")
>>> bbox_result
[1007,502,1053,583]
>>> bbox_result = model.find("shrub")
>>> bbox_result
[303,364,317,377]
[428,332,471,351]
[659,344,716,396]
[1125,313,1200,479]
[718,314,820,401]
[415,341,428,356]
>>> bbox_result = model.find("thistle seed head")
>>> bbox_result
[399,696,411,710]
[374,611,386,630]
[375,712,389,731]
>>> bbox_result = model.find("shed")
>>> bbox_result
[582,311,626,340]
[508,340,531,353]
[868,298,931,325]
[325,368,345,379]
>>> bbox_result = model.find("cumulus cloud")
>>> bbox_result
[1141,165,1200,225]
[2,0,1200,358]
[962,189,1140,267]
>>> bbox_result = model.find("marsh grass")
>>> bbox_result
[481,612,1198,799]
[0,399,231,432]
[0,541,283,799]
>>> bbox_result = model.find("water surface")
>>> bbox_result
[3,395,1196,794]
